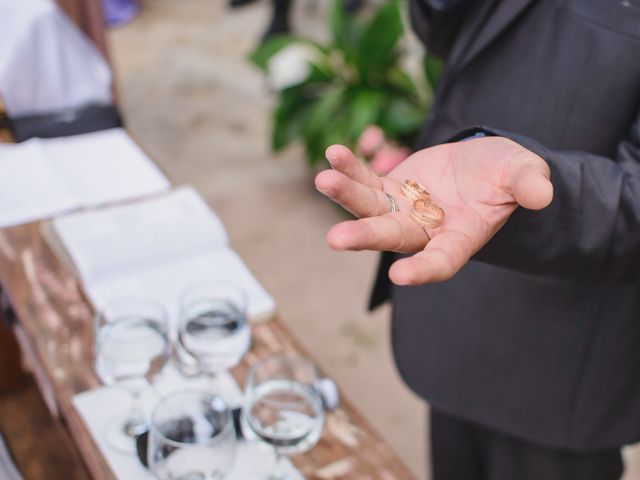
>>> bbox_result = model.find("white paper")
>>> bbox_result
[0,0,112,116]
[0,129,169,228]
[0,141,77,227]
[53,187,223,283]
[52,188,276,319]
[41,129,170,208]
[86,250,276,327]
[72,365,303,480]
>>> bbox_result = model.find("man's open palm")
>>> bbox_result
[315,137,553,285]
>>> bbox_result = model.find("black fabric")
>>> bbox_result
[408,0,474,59]
[8,103,123,142]
[264,0,292,39]
[0,112,10,130]
[0,285,17,328]
[431,408,483,480]
[430,409,624,480]
[374,0,640,450]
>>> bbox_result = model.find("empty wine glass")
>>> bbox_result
[176,282,250,384]
[148,390,237,480]
[242,354,325,479]
[94,298,170,454]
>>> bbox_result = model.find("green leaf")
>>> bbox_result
[249,35,329,71]
[355,0,403,81]
[387,68,420,100]
[329,0,363,64]
[302,87,345,140]
[329,0,347,50]
[424,54,444,90]
[344,87,385,139]
[281,63,336,94]
[306,108,354,166]
[380,96,425,138]
[253,0,433,169]
[299,88,345,165]
[272,91,307,151]
[250,35,299,70]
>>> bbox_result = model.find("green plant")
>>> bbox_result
[250,0,440,168]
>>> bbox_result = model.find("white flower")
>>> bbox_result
[267,44,315,91]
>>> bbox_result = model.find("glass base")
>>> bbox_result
[268,454,294,480]
[104,413,147,455]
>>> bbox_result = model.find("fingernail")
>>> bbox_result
[320,188,336,199]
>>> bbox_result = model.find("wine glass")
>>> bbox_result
[94,298,170,454]
[242,354,325,479]
[176,282,250,384]
[148,390,237,480]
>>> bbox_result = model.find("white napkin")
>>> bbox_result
[0,129,169,228]
[0,0,112,116]
[72,365,303,480]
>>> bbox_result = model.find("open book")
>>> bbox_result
[44,187,276,324]
[0,128,169,228]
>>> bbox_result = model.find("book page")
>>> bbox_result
[41,128,170,206]
[52,188,229,283]
[85,248,276,326]
[0,129,169,228]
[0,140,76,227]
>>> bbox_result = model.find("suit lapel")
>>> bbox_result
[445,0,537,84]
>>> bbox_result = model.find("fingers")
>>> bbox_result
[509,161,553,210]
[328,217,478,285]
[328,217,475,285]
[315,169,391,218]
[389,230,475,285]
[325,144,383,189]
[326,214,428,253]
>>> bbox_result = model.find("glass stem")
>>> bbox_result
[271,453,287,480]
[124,389,146,437]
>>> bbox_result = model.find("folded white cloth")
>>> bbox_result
[0,0,112,116]
[73,366,303,480]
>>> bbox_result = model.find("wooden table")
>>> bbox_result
[0,221,415,479]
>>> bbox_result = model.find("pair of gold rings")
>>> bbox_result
[400,179,444,229]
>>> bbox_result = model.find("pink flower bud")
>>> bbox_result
[370,146,411,176]
[358,126,385,158]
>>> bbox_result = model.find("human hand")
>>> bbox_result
[315,136,553,285]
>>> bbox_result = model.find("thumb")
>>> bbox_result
[509,161,553,210]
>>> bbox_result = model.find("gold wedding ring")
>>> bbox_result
[401,179,431,202]
[411,199,445,228]
[400,178,443,230]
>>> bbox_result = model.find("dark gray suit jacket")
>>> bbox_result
[372,0,640,450]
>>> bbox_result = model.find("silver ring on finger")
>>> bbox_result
[385,192,399,213]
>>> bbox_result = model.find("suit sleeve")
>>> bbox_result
[460,108,640,284]
[409,0,472,58]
